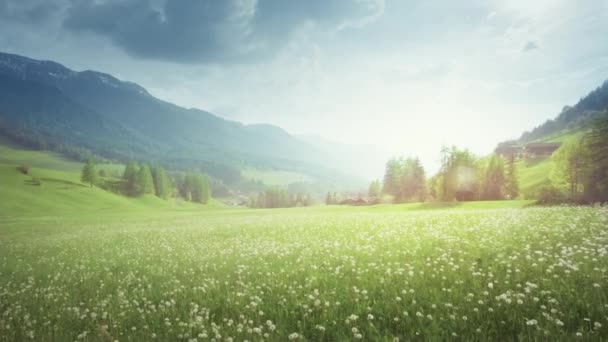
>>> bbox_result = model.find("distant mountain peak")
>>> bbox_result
[0,51,369,187]
[0,52,148,96]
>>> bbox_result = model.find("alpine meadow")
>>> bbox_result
[1,1,608,341]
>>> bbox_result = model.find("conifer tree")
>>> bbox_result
[81,159,97,188]
[122,161,138,196]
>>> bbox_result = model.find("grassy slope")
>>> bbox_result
[0,142,226,220]
[515,129,588,198]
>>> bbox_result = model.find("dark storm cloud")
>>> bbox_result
[0,0,63,23]
[61,0,384,64]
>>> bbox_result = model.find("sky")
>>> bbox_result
[1,0,608,173]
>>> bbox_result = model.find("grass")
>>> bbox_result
[0,143,226,220]
[516,158,553,198]
[516,128,590,198]
[2,142,607,340]
[1,205,607,341]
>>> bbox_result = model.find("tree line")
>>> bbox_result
[366,148,520,204]
[81,160,211,204]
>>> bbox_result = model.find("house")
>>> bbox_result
[495,142,561,159]
[523,143,561,158]
[495,144,523,158]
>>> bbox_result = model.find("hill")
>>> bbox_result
[0,139,226,219]
[495,80,608,198]
[0,52,365,190]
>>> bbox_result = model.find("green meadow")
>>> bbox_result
[1,144,607,341]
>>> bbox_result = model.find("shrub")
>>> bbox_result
[536,185,566,204]
[16,164,31,175]
[31,177,41,186]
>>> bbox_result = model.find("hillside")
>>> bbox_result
[0,139,226,219]
[0,52,365,189]
[517,80,608,143]
[497,80,608,198]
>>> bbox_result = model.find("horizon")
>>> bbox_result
[2,0,607,175]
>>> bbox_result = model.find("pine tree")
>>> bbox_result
[81,159,97,188]
[135,163,154,195]
[583,113,608,202]
[122,161,138,196]
[190,173,210,204]
[151,166,171,200]
[382,159,401,198]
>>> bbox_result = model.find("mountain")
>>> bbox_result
[494,79,608,198]
[518,80,608,143]
[0,52,365,188]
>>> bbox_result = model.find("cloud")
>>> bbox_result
[522,40,539,52]
[0,0,64,23]
[61,0,384,64]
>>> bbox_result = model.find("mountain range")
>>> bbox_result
[0,52,381,188]
[508,80,608,145]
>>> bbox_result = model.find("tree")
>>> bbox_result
[151,166,171,200]
[381,157,426,203]
[122,161,138,196]
[189,173,211,204]
[434,146,479,201]
[482,154,506,200]
[403,158,426,202]
[550,138,588,202]
[81,159,97,188]
[382,159,401,198]
[583,113,608,202]
[135,163,154,195]
[176,173,191,200]
[504,153,519,199]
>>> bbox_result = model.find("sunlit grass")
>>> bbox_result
[1,206,606,341]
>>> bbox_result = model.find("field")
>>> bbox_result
[1,205,607,341]
[1,143,608,341]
